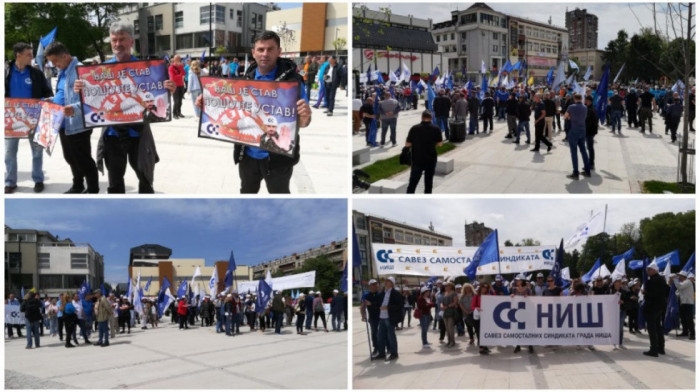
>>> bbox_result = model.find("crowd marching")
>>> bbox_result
[360,260,695,362]
[6,286,349,350]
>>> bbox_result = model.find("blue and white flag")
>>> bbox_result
[78,280,90,300]
[511,60,521,72]
[144,276,153,292]
[200,49,206,64]
[160,276,172,296]
[583,66,592,81]
[613,63,625,84]
[569,60,579,71]
[401,62,411,83]
[595,63,611,124]
[224,251,237,291]
[255,278,272,314]
[681,252,695,274]
[126,270,132,299]
[546,66,555,86]
[611,258,626,281]
[133,286,143,314]
[480,74,488,100]
[209,267,219,298]
[564,210,605,249]
[655,249,680,270]
[663,284,680,333]
[551,61,567,89]
[35,26,57,71]
[431,66,440,80]
[365,64,372,83]
[628,260,644,270]
[464,230,499,280]
[480,60,487,74]
[613,247,635,266]
[157,287,175,318]
[548,239,565,287]
[581,258,602,283]
[176,280,188,299]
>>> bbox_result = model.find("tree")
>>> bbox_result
[515,238,541,247]
[625,28,665,81]
[299,256,342,302]
[640,210,695,263]
[602,30,629,73]
[215,46,226,55]
[504,240,514,247]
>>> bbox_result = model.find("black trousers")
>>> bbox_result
[103,135,153,194]
[533,120,552,150]
[668,116,681,141]
[627,106,639,127]
[179,314,188,329]
[482,114,493,132]
[326,85,338,113]
[64,322,76,346]
[57,316,64,340]
[407,163,436,194]
[586,135,595,168]
[59,128,99,192]
[239,157,293,194]
[314,311,327,330]
[680,303,695,337]
[173,86,185,116]
[646,310,665,353]
[295,313,305,333]
[6,324,22,337]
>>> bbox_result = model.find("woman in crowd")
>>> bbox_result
[416,286,434,348]
[118,298,132,333]
[511,274,534,354]
[400,288,414,329]
[46,298,59,337]
[62,294,78,348]
[459,284,476,345]
[608,277,631,348]
[187,60,202,118]
[441,281,460,348]
[313,292,328,332]
[294,293,306,335]
[472,282,492,355]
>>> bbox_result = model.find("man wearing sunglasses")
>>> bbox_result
[543,276,562,297]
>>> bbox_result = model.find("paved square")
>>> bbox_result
[354,109,694,193]
[352,308,695,389]
[10,87,349,195]
[5,320,347,389]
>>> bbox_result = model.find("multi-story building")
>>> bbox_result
[352,7,443,76]
[464,221,494,246]
[568,48,605,81]
[251,238,348,279]
[431,3,508,80]
[265,3,348,63]
[353,211,453,284]
[5,226,104,297]
[507,16,568,82]
[116,3,271,60]
[565,8,598,51]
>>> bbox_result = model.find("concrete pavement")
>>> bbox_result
[352,308,694,389]
[9,87,349,194]
[5,319,347,389]
[353,109,695,193]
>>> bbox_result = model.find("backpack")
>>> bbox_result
[314,300,324,313]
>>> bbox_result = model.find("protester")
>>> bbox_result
[405,110,443,194]
[638,86,657,133]
[674,271,695,340]
[62,294,78,348]
[472,282,492,354]
[433,89,452,140]
[294,293,307,335]
[21,293,43,349]
[323,55,342,117]
[373,277,403,361]
[187,60,202,118]
[416,286,434,348]
[642,261,668,357]
[514,95,531,144]
[379,91,401,147]
[563,94,591,179]
[169,55,186,118]
[584,95,599,170]
[331,289,344,331]
[440,281,459,348]
[361,280,381,355]
[313,292,328,332]
[531,93,553,153]
[481,92,495,133]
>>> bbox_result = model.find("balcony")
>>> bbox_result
[518,34,525,43]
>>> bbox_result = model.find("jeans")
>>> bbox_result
[586,134,595,168]
[610,110,622,132]
[369,317,379,351]
[516,121,530,142]
[469,115,478,134]
[296,313,305,333]
[225,314,233,335]
[380,117,397,145]
[619,309,625,345]
[5,137,44,186]
[407,163,436,194]
[25,320,40,348]
[304,83,312,104]
[190,90,202,117]
[436,116,450,140]
[402,308,412,327]
[568,133,590,175]
[77,318,89,342]
[305,310,313,329]
[314,83,325,107]
[646,310,664,353]
[497,106,506,120]
[332,313,342,331]
[326,86,337,113]
[420,314,431,345]
[377,318,397,356]
[98,320,109,344]
[274,312,283,333]
[49,317,58,335]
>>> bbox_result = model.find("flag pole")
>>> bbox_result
[358,253,373,360]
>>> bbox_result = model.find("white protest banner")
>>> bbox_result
[480,294,620,346]
[5,305,25,324]
[237,271,316,293]
[372,244,557,277]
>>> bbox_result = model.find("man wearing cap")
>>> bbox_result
[305,290,315,331]
[141,92,167,123]
[331,289,343,331]
[673,271,695,340]
[534,273,547,296]
[223,294,235,336]
[405,110,443,194]
[94,290,112,347]
[373,277,403,361]
[492,275,509,296]
[272,290,284,334]
[259,116,292,155]
[642,261,668,357]
[361,280,380,355]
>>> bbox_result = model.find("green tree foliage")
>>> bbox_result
[298,256,342,302]
[5,3,128,62]
[640,210,695,264]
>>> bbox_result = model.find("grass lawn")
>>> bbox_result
[361,143,456,183]
[642,180,695,194]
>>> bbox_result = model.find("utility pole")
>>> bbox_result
[209,3,213,76]
[679,2,693,187]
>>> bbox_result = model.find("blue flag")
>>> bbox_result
[431,66,440,80]
[628,260,644,270]
[425,276,439,289]
[163,54,170,63]
[466,80,473,96]
[39,27,58,48]
[638,258,650,329]
[511,60,521,71]
[389,85,395,99]
[464,230,499,280]
[656,249,680,270]
[581,258,601,283]
[681,252,695,274]
[446,72,453,90]
[426,82,436,124]
[595,63,611,124]
[546,67,555,86]
[78,280,90,300]
[549,239,565,287]
[256,278,272,314]
[200,49,206,64]
[612,247,635,266]
[663,284,680,334]
[480,75,488,100]
[519,60,527,78]
[36,27,58,71]
[366,64,372,83]
[144,276,153,292]
[101,283,107,296]
[185,54,191,62]
[176,280,188,299]
[160,276,172,296]
[224,251,237,289]
[394,65,401,78]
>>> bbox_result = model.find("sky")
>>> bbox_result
[354,198,694,249]
[6,199,347,283]
[360,2,692,49]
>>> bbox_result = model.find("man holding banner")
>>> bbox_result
[5,42,53,194]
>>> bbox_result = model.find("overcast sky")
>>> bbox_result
[359,2,693,49]
[6,199,347,284]
[353,198,694,248]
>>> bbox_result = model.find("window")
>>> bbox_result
[355,216,366,230]
[237,10,242,27]
[39,275,62,288]
[195,31,212,47]
[395,230,404,242]
[451,33,455,40]
[461,32,466,39]
[257,15,263,29]
[251,12,257,26]
[405,232,414,243]
[460,13,476,24]
[438,240,445,245]
[493,32,499,40]
[156,35,171,51]
[413,235,422,245]
[64,275,84,289]
[7,252,21,269]
[175,11,183,28]
[436,35,440,42]
[383,227,393,239]
[461,44,466,52]
[134,20,140,34]
[155,14,163,31]
[493,45,499,53]
[201,5,225,24]
[431,239,438,246]
[70,253,88,269]
[502,46,506,56]
[229,9,234,19]
[6,233,36,242]
[175,34,192,49]
[423,237,430,245]
[38,253,50,269]
[147,16,154,33]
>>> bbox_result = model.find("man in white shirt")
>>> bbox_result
[674,271,695,340]
[71,294,91,344]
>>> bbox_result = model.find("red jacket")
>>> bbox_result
[169,64,185,87]
[416,296,433,316]
[177,299,188,315]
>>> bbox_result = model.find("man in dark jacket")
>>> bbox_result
[642,261,669,357]
[361,280,381,355]
[480,92,495,133]
[21,292,44,349]
[405,110,443,194]
[373,277,404,362]
[271,291,285,334]
[323,55,343,116]
[467,91,480,134]
[505,93,518,138]
[433,89,452,140]
[666,95,683,143]
[5,42,53,194]
[330,289,344,331]
[584,96,598,169]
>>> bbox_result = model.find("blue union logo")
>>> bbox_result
[377,249,394,263]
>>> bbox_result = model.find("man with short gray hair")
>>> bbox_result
[379,91,400,147]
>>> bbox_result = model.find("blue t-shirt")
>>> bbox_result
[566,103,588,134]
[10,65,33,98]
[53,71,66,105]
[229,63,238,76]
[82,299,93,316]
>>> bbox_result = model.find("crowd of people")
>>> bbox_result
[6,288,349,350]
[360,261,694,362]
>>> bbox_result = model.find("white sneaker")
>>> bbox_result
[423,344,431,348]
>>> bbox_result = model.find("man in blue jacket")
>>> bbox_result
[305,290,315,330]
[45,41,99,193]
[5,42,53,194]
[330,289,343,331]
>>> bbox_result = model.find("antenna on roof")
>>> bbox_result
[548,16,552,25]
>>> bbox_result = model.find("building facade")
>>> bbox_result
[352,7,443,76]
[117,2,271,59]
[432,3,508,80]
[565,8,598,51]
[353,211,453,284]
[5,226,104,297]
[568,48,605,81]
[251,238,348,279]
[507,16,568,81]
[464,221,494,246]
[265,3,348,62]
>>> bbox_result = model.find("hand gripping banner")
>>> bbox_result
[198,77,299,157]
[33,101,64,155]
[77,59,171,128]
